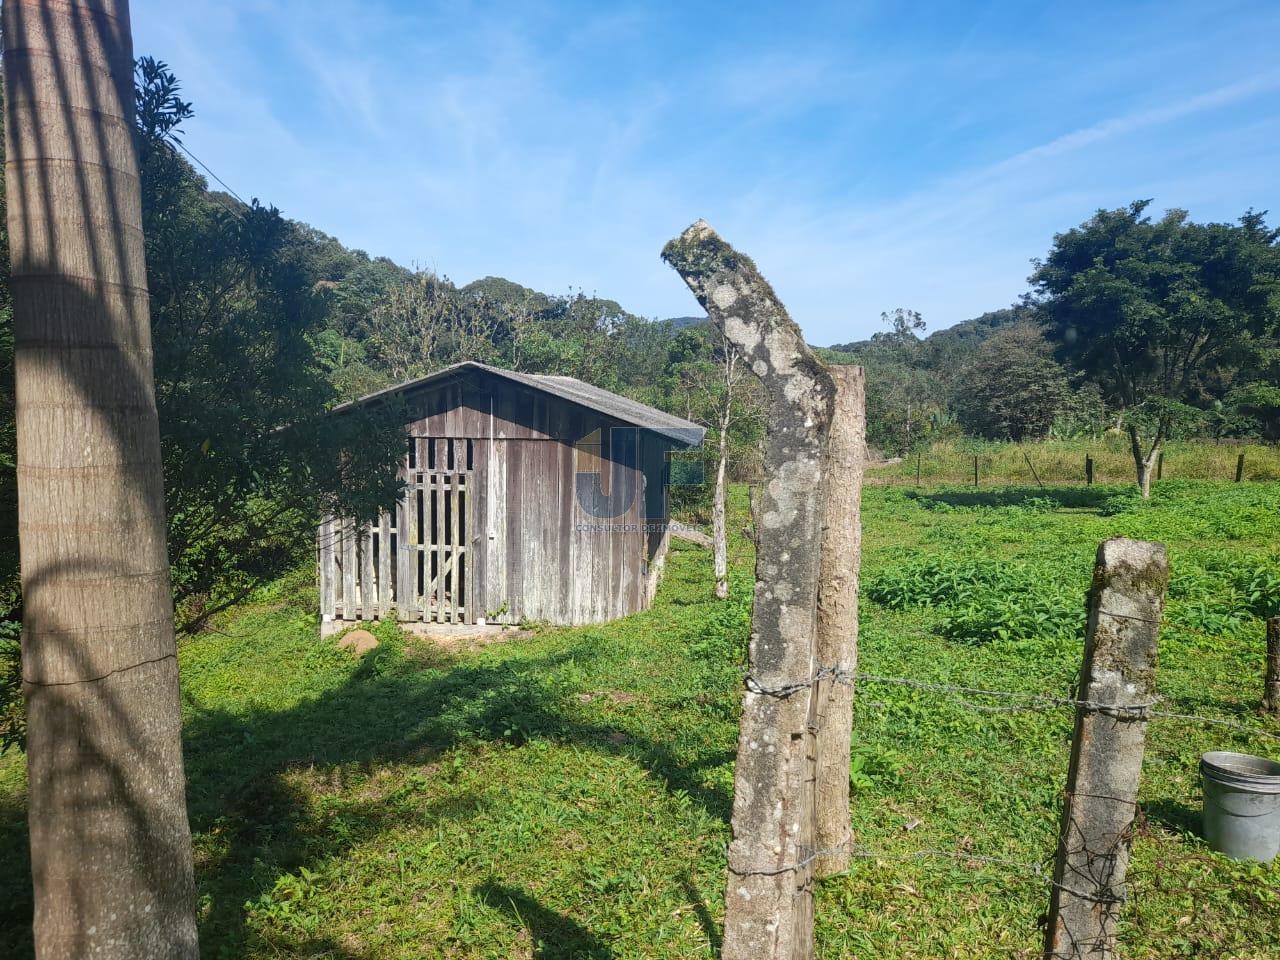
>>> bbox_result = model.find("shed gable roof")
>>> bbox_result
[332,361,705,446]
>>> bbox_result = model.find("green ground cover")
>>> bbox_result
[1,480,1278,958]
[867,438,1280,487]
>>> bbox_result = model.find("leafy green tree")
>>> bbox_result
[832,309,948,455]
[1032,201,1280,495]
[1052,382,1109,439]
[137,59,403,625]
[1229,381,1280,442]
[952,323,1070,440]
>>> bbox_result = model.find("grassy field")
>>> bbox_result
[1,479,1279,958]
[868,438,1280,487]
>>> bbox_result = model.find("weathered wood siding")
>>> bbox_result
[319,368,673,628]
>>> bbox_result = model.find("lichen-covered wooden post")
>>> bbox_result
[814,365,865,877]
[664,221,834,960]
[1044,538,1168,960]
[1264,617,1280,714]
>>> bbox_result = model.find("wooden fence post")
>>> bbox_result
[974,455,979,487]
[1085,456,1094,486]
[664,221,835,960]
[815,366,865,878]
[1044,538,1168,960]
[1156,451,1164,481]
[1236,452,1246,482]
[1265,617,1280,714]
[916,452,922,487]
[1024,451,1045,489]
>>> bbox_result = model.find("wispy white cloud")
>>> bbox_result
[130,0,1280,345]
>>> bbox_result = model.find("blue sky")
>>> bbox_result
[131,0,1280,346]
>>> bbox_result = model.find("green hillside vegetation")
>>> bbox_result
[3,481,1277,958]
[2,52,1279,760]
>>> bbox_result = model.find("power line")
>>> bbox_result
[173,140,248,207]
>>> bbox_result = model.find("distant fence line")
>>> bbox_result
[862,444,1280,488]
[678,442,1280,493]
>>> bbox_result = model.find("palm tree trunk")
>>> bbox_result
[3,2,198,956]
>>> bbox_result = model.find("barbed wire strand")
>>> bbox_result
[740,664,1280,741]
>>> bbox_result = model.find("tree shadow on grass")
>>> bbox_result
[174,638,733,957]
[1141,797,1203,840]
[907,486,1116,512]
[0,793,33,958]
[476,881,615,959]
[679,875,722,954]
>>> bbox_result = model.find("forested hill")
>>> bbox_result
[826,306,1027,358]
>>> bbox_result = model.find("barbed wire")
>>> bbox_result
[854,672,1280,741]
[739,664,1280,741]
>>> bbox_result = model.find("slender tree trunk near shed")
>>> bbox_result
[713,410,730,599]
[814,365,865,878]
[664,220,835,960]
[4,2,199,957]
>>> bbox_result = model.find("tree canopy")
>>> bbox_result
[1030,201,1280,491]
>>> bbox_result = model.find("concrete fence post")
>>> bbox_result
[664,220,835,960]
[1265,617,1280,714]
[1044,538,1169,960]
[814,366,866,878]
[1236,452,1246,483]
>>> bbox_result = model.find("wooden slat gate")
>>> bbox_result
[320,437,476,625]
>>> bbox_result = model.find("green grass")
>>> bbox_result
[871,437,1280,487]
[1,480,1279,958]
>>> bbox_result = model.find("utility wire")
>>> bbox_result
[173,140,249,207]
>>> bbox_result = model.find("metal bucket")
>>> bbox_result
[1200,751,1280,863]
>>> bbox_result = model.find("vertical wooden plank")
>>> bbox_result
[318,517,335,621]
[432,472,443,622]
[398,461,415,621]
[455,471,465,624]
[502,441,520,622]
[463,474,474,624]
[526,441,549,622]
[379,510,393,619]
[590,439,607,623]
[360,522,375,620]
[556,439,574,624]
[341,517,356,621]
[471,440,488,621]
[566,438,584,624]
[489,438,508,622]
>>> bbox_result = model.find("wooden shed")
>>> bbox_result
[318,361,704,629]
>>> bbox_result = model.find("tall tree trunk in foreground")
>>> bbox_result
[665,220,834,960]
[4,2,199,956]
[813,365,865,877]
